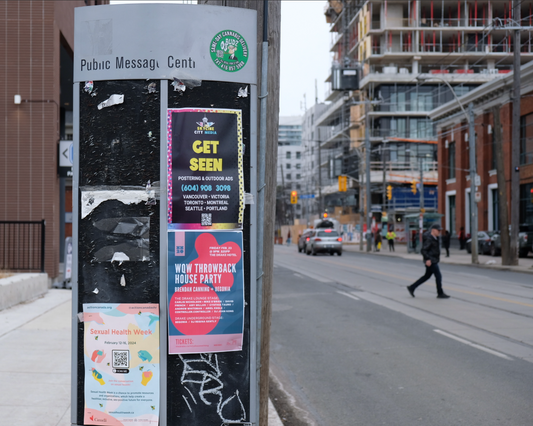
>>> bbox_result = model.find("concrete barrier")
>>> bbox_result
[0,273,49,311]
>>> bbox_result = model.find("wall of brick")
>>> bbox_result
[438,91,533,236]
[0,1,85,278]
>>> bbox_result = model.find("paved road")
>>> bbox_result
[270,245,533,426]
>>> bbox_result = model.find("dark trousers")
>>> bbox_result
[388,239,394,251]
[410,263,444,295]
[444,246,450,257]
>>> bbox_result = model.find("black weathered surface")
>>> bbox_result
[167,80,251,425]
[77,80,161,424]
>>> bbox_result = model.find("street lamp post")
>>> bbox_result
[417,75,478,264]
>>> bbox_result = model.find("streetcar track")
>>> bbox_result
[274,252,533,323]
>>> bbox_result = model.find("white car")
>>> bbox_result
[306,229,343,256]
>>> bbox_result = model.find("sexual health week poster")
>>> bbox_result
[83,303,160,426]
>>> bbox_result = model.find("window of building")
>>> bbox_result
[296,174,301,180]
[490,130,496,170]
[519,183,533,225]
[492,188,499,231]
[286,163,291,169]
[448,142,456,179]
[296,163,301,169]
[520,113,533,165]
[286,173,291,180]
[286,151,291,159]
[448,195,456,235]
[296,152,301,159]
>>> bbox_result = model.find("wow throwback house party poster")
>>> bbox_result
[167,230,244,354]
[167,108,244,230]
[83,303,160,426]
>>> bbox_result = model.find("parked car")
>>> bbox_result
[489,224,532,257]
[297,228,313,253]
[306,228,342,256]
[465,231,496,255]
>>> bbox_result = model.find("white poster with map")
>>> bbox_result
[83,303,160,426]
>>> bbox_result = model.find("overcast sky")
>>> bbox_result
[279,1,332,118]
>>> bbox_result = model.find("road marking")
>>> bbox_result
[434,329,513,360]
[318,258,533,309]
[337,290,360,301]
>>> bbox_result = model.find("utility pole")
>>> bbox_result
[382,146,387,212]
[365,99,372,251]
[510,2,521,264]
[317,132,323,215]
[492,105,511,264]
[419,157,424,249]
[359,160,364,250]
[469,102,479,264]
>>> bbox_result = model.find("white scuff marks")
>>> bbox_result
[97,94,124,110]
[120,274,126,287]
[81,187,152,219]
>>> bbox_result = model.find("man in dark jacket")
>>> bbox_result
[407,223,450,299]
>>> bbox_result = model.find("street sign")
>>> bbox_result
[475,191,482,202]
[475,174,481,186]
[300,194,315,199]
[59,140,73,177]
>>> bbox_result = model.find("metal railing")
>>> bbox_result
[0,220,45,272]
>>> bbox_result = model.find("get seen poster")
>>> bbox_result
[83,303,160,426]
[167,108,244,230]
[167,230,244,354]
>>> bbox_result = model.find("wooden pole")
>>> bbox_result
[201,2,281,424]
[492,105,511,264]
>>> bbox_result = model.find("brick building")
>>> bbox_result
[0,1,108,279]
[430,61,533,237]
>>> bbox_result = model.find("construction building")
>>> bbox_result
[317,0,533,242]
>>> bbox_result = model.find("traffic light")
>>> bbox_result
[323,212,328,218]
[387,185,392,200]
[411,180,417,194]
[530,188,533,203]
[338,175,347,192]
[290,190,298,204]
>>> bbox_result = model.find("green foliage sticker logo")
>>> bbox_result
[210,30,249,73]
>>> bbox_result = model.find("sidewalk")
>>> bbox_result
[0,290,283,426]
[342,242,533,274]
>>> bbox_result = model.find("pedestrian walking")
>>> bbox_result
[442,230,451,257]
[458,226,466,250]
[407,223,450,299]
[375,232,382,252]
[386,229,396,252]
[286,230,291,246]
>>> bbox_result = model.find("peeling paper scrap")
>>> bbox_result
[84,81,94,94]
[97,94,124,110]
[93,288,99,294]
[120,274,126,287]
[238,86,248,97]
[111,252,130,264]
[245,193,254,205]
[80,188,152,219]
[171,78,186,92]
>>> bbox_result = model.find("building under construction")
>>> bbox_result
[316,0,533,242]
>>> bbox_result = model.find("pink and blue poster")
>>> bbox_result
[167,230,244,354]
[83,303,160,426]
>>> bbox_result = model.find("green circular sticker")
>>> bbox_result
[210,30,249,72]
